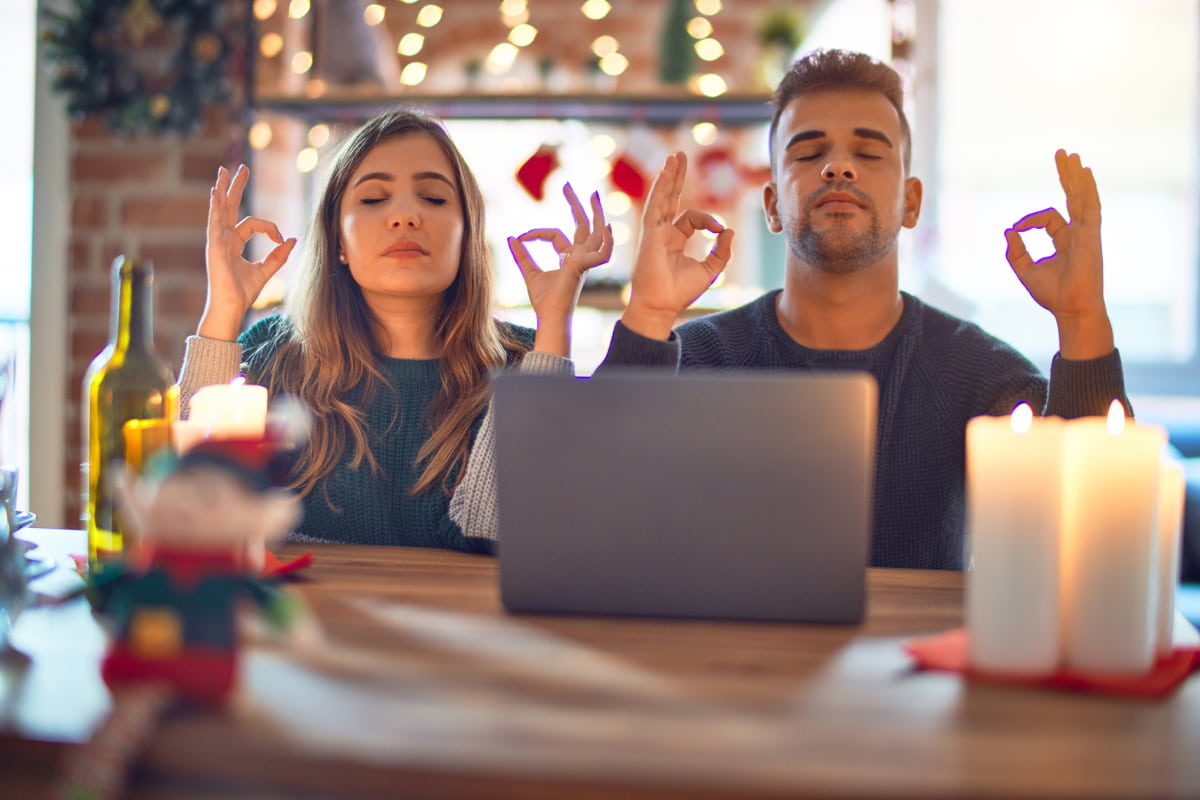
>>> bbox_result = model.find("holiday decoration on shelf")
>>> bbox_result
[609,153,649,202]
[658,0,695,86]
[695,145,743,209]
[608,126,667,204]
[516,143,561,201]
[41,0,240,135]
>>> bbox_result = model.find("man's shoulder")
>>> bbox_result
[905,294,1024,355]
[677,290,778,336]
[675,290,780,367]
[903,293,1042,391]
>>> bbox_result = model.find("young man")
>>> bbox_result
[599,49,1129,570]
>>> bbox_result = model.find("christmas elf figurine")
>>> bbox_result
[87,437,301,706]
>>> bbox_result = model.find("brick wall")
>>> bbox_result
[62,0,249,526]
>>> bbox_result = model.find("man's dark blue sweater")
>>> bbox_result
[599,289,1130,570]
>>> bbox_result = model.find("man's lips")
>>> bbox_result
[815,191,865,209]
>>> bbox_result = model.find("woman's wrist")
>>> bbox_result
[196,304,244,342]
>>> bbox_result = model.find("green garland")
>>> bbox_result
[41,0,238,135]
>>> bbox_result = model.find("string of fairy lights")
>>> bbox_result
[246,0,742,174]
[251,0,731,96]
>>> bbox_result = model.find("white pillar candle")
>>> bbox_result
[187,377,269,441]
[965,403,1064,675]
[1155,457,1187,657]
[170,418,209,454]
[1062,401,1166,675]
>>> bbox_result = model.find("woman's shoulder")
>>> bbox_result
[238,314,293,349]
[498,319,536,346]
[496,320,535,367]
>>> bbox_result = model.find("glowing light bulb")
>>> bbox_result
[591,35,618,57]
[398,33,425,56]
[695,38,724,61]
[308,124,330,147]
[687,17,713,38]
[259,33,284,58]
[509,23,537,46]
[296,147,319,173]
[401,62,428,85]
[692,121,717,146]
[248,121,272,150]
[363,4,385,25]
[416,4,443,26]
[253,0,277,20]
[599,53,628,76]
[581,0,611,20]
[291,51,313,74]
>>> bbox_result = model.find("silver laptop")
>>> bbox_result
[492,370,877,623]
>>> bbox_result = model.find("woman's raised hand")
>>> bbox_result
[507,183,613,356]
[199,164,297,341]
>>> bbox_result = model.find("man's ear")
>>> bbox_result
[762,182,783,233]
[902,176,923,229]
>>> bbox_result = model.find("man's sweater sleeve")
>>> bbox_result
[594,320,682,371]
[448,351,575,550]
[1044,349,1132,418]
[177,335,244,419]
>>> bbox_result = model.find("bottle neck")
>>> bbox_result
[111,258,155,353]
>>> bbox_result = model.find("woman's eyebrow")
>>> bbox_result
[351,170,456,189]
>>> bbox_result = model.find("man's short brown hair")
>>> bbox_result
[769,49,912,172]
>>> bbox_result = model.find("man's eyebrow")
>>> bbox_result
[783,130,825,151]
[853,128,894,149]
[351,170,457,189]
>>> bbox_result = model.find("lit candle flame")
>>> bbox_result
[231,375,247,388]
[1106,399,1126,436]
[1010,402,1033,434]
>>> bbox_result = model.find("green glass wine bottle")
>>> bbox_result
[82,256,176,570]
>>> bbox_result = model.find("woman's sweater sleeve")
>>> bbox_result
[448,351,574,546]
[177,335,244,419]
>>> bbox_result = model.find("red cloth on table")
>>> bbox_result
[905,627,1200,699]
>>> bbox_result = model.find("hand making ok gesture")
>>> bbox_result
[199,164,297,342]
[1004,150,1114,360]
[507,183,614,357]
[621,151,735,340]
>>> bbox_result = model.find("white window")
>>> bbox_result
[920,0,1198,394]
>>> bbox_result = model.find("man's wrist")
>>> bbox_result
[619,303,677,341]
[1055,308,1115,361]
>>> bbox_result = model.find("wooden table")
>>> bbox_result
[3,529,1200,799]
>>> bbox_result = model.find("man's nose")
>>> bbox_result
[822,159,857,181]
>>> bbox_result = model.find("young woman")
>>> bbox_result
[178,106,611,552]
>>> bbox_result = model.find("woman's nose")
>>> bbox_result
[388,204,419,228]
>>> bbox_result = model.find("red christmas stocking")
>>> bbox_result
[516,143,559,201]
[610,152,649,202]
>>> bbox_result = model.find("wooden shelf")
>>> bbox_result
[252,92,774,126]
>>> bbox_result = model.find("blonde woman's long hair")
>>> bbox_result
[247,106,528,501]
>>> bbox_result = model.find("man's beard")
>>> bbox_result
[786,195,900,274]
